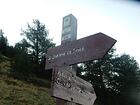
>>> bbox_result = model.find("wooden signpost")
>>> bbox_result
[45,32,116,70]
[51,66,96,105]
[45,14,117,105]
[57,14,78,105]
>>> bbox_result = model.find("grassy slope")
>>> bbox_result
[0,74,55,105]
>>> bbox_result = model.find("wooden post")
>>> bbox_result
[56,14,77,105]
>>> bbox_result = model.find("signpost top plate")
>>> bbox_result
[45,32,116,70]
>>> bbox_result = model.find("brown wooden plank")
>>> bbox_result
[45,32,116,70]
[56,14,78,105]
[51,66,96,105]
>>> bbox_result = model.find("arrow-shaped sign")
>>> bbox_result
[45,32,116,70]
[52,66,96,105]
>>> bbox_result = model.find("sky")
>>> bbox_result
[0,0,140,64]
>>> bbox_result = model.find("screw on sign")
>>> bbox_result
[45,32,117,70]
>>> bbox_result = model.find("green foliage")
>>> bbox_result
[21,19,55,64]
[12,49,34,76]
[0,20,56,105]
[0,55,11,74]
[0,74,55,105]
[27,76,51,88]
[0,29,8,55]
[10,19,55,79]
[15,39,30,53]
[77,48,140,105]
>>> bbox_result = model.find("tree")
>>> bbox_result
[112,54,140,105]
[0,55,11,74]
[0,29,8,55]
[21,19,55,64]
[77,48,140,105]
[15,39,30,53]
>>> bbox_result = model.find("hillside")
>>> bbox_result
[0,74,55,105]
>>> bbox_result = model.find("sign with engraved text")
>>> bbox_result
[45,32,116,70]
[52,66,96,105]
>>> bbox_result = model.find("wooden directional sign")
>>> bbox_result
[45,32,116,70]
[51,66,96,105]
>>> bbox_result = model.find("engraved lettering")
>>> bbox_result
[47,47,85,61]
[54,69,91,98]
